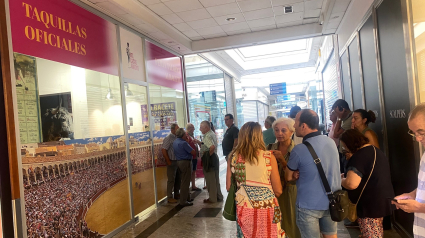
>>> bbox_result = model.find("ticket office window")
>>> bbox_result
[15,53,131,237]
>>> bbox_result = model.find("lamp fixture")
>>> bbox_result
[125,84,133,97]
[226,17,236,22]
[105,76,114,100]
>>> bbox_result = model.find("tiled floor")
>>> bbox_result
[114,159,402,238]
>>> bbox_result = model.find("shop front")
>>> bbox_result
[2,0,186,237]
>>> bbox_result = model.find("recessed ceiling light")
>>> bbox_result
[226,17,236,21]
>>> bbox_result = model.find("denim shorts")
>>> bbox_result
[296,206,337,238]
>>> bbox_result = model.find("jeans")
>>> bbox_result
[296,206,337,238]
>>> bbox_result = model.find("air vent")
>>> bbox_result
[284,6,293,14]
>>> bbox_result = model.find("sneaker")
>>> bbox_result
[168,198,178,203]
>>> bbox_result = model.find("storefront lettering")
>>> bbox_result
[154,58,181,82]
[22,2,87,55]
[389,109,406,119]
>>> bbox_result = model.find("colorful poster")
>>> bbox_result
[119,27,145,82]
[145,41,183,91]
[141,102,177,130]
[9,0,119,76]
[39,93,73,142]
[14,53,41,144]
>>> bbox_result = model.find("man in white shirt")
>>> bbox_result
[393,103,425,237]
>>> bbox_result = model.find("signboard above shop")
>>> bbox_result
[270,82,287,95]
[145,41,183,91]
[119,27,145,82]
[9,0,119,76]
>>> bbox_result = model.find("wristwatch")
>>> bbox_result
[337,118,342,121]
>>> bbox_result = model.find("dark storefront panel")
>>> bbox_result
[377,0,418,234]
[359,16,384,150]
[348,37,364,110]
[340,52,353,108]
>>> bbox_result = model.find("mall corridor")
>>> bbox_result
[112,159,402,238]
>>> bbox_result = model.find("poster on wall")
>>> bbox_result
[14,53,41,144]
[119,27,145,82]
[145,41,183,91]
[141,102,177,131]
[39,93,74,142]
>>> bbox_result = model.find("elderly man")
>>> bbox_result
[222,114,239,161]
[186,123,201,191]
[285,109,341,238]
[161,123,181,203]
[393,104,425,237]
[195,121,223,203]
[263,116,276,146]
[173,128,197,207]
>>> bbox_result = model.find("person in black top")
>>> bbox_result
[222,114,239,161]
[340,129,394,238]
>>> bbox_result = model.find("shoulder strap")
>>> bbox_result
[355,146,377,204]
[303,141,334,200]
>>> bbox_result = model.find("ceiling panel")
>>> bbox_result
[119,14,146,25]
[238,0,272,12]
[163,0,204,13]
[251,24,277,31]
[96,1,127,15]
[214,13,246,25]
[138,0,161,5]
[332,0,351,12]
[271,0,303,7]
[303,18,319,24]
[199,0,236,8]
[182,29,202,37]
[135,23,160,33]
[247,17,276,28]
[304,9,321,18]
[189,36,205,40]
[206,3,241,17]
[196,26,225,35]
[226,28,252,35]
[176,8,212,22]
[277,20,303,28]
[243,8,274,21]
[148,3,173,15]
[187,18,218,29]
[203,32,228,39]
[221,22,250,32]
[275,12,303,24]
[161,13,185,24]
[173,22,194,31]
[304,0,323,10]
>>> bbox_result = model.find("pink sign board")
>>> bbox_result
[145,41,183,91]
[9,0,118,76]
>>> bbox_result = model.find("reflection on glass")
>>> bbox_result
[16,54,130,237]
[124,84,155,215]
[412,0,425,102]
[148,84,185,201]
[184,55,226,156]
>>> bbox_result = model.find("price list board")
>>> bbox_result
[14,53,41,144]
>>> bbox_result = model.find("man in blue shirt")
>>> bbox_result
[173,128,196,207]
[285,109,341,238]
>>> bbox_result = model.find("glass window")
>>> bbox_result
[412,0,425,102]
[15,53,130,237]
[184,55,226,156]
[148,84,186,201]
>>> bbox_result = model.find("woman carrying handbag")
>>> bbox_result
[340,129,394,238]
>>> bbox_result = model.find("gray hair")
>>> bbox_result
[265,116,276,126]
[175,128,186,138]
[272,117,295,132]
[409,103,425,121]
[186,123,194,130]
[170,123,179,130]
[200,121,210,128]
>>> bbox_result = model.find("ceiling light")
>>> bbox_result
[125,84,133,97]
[226,17,236,22]
[105,88,114,100]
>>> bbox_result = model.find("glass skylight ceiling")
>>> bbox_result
[225,38,312,70]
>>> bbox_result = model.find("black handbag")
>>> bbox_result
[304,141,349,222]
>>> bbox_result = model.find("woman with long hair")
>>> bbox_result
[340,129,394,238]
[351,109,380,148]
[226,122,286,238]
[266,117,301,238]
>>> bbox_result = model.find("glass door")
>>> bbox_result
[123,82,156,215]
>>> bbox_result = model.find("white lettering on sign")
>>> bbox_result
[389,109,406,119]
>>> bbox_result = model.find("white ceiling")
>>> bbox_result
[77,0,352,55]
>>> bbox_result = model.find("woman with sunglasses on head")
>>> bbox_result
[340,129,394,238]
[351,109,380,149]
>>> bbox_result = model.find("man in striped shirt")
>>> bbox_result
[393,104,425,237]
